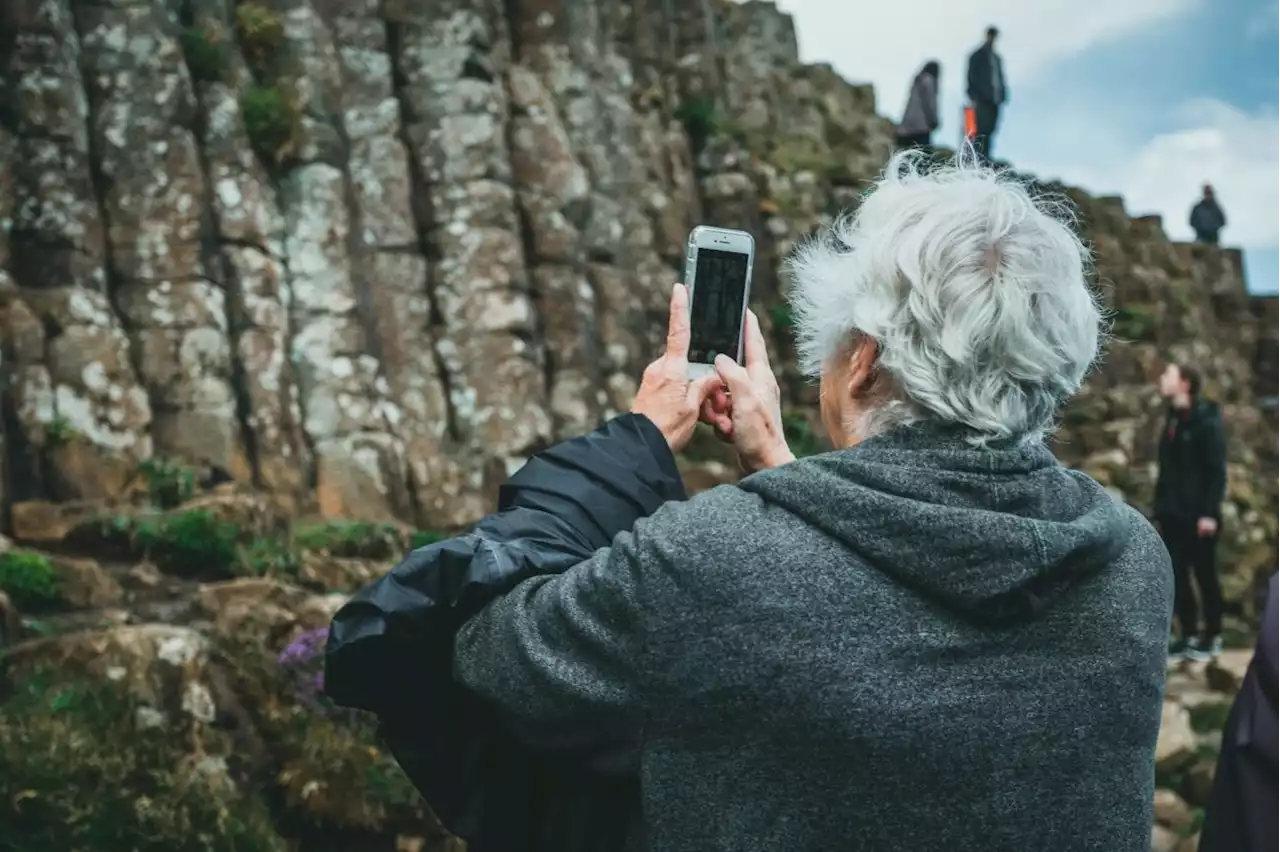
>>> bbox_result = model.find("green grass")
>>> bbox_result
[241,85,299,165]
[133,510,239,577]
[0,550,59,610]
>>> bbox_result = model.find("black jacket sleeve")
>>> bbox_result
[323,413,685,849]
[1198,406,1228,518]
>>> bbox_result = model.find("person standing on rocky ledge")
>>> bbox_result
[966,26,1007,161]
[1154,362,1228,662]
[895,60,941,150]
[1189,184,1227,245]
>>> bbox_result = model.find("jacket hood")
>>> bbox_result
[740,422,1131,625]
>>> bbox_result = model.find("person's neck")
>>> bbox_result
[1171,393,1192,411]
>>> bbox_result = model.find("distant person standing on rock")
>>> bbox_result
[1190,184,1227,245]
[1155,362,1228,661]
[966,26,1007,161]
[896,61,940,150]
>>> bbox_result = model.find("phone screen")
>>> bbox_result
[688,247,749,365]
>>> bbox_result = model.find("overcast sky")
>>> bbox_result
[775,0,1279,295]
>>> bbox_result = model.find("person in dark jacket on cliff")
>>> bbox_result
[1189,184,1227,244]
[1199,572,1278,852]
[327,150,1173,852]
[1154,362,1228,661]
[966,26,1007,161]
[896,61,940,150]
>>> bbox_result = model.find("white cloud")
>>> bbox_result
[776,0,1199,120]
[1109,101,1279,249]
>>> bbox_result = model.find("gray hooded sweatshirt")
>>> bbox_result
[454,422,1173,852]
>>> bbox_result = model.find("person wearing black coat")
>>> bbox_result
[1189,184,1227,245]
[1154,362,1228,661]
[966,26,1007,161]
[323,412,680,850]
[1199,572,1278,852]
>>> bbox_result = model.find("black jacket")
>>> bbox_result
[966,44,1007,105]
[1189,199,1226,240]
[1199,573,1278,852]
[324,414,679,851]
[1153,399,1227,520]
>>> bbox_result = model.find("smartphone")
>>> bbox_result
[683,225,755,379]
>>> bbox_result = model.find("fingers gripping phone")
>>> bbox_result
[684,226,755,380]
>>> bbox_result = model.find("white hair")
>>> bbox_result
[786,148,1105,445]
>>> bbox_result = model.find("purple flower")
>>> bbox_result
[277,627,328,668]
[273,626,361,724]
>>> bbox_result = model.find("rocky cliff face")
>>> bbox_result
[0,0,1275,849]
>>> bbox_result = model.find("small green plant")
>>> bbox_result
[134,510,239,577]
[294,521,403,560]
[0,550,59,610]
[179,25,229,84]
[138,457,198,509]
[236,536,300,578]
[240,85,299,165]
[234,2,285,74]
[0,672,285,852]
[44,415,80,447]
[674,97,717,153]
[1109,305,1158,342]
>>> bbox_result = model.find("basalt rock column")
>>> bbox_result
[244,0,411,521]
[1,0,153,504]
[392,0,552,514]
[70,0,245,478]
[177,0,312,504]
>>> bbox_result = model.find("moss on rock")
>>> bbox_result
[241,85,301,166]
[0,671,285,852]
[0,550,59,611]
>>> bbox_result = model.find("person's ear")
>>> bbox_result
[843,337,879,399]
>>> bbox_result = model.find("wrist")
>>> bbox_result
[743,443,794,473]
[763,444,796,470]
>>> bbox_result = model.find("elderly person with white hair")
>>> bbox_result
[328,152,1173,852]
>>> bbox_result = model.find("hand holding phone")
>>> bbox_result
[708,311,794,473]
[684,226,755,380]
[630,284,726,452]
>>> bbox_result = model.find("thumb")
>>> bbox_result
[688,372,723,407]
[714,354,751,396]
